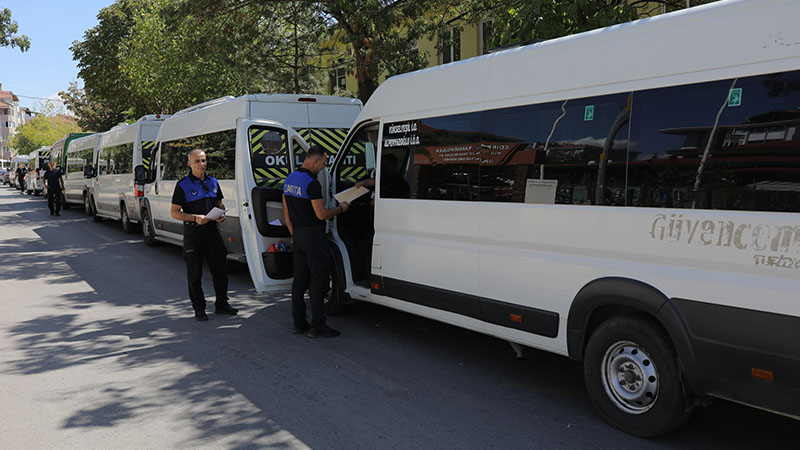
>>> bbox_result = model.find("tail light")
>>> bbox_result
[134,184,144,197]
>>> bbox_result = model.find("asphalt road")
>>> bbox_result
[0,186,797,450]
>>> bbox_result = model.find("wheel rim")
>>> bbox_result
[600,340,659,414]
[143,212,151,239]
[84,196,90,214]
[122,209,128,225]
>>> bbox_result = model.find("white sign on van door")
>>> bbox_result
[524,179,558,204]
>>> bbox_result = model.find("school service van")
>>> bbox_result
[88,115,168,232]
[239,0,800,437]
[141,94,362,290]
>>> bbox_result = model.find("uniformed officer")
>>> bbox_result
[282,145,350,338]
[43,161,64,216]
[171,149,238,321]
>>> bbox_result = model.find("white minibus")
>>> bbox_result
[239,0,800,437]
[88,115,168,232]
[49,132,94,209]
[25,147,50,195]
[142,94,361,290]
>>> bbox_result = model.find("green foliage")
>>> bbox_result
[69,1,144,131]
[0,8,30,52]
[9,116,82,155]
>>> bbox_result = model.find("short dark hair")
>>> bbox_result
[306,145,327,160]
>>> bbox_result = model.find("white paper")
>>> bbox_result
[205,207,229,220]
[524,179,558,204]
[334,185,369,203]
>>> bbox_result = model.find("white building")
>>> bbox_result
[0,84,33,159]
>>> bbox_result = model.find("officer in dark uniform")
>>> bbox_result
[171,148,238,321]
[282,145,350,338]
[43,161,64,216]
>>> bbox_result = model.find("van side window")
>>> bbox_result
[161,129,236,181]
[248,126,289,188]
[385,112,481,201]
[70,148,93,174]
[336,127,375,191]
[98,143,133,175]
[481,93,630,205]
[629,70,800,212]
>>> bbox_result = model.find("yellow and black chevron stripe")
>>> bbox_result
[339,165,368,183]
[141,141,156,170]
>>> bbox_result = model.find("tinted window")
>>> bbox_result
[161,129,236,181]
[629,70,800,212]
[98,143,133,175]
[481,93,629,204]
[249,126,289,188]
[385,112,482,201]
[68,148,93,174]
[336,127,377,190]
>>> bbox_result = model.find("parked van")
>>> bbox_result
[88,115,168,232]
[55,133,99,214]
[9,155,28,189]
[238,0,800,437]
[24,147,50,195]
[142,94,361,288]
[49,132,93,208]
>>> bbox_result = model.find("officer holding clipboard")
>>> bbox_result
[171,149,238,321]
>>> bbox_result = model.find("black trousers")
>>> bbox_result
[291,226,331,328]
[47,189,62,214]
[183,224,228,312]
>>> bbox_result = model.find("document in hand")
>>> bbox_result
[205,207,230,221]
[334,186,369,204]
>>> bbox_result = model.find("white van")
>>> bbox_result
[24,147,50,195]
[142,94,361,287]
[54,133,99,214]
[239,0,800,437]
[9,154,28,189]
[49,132,94,209]
[88,115,168,232]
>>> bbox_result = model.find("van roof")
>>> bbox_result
[358,0,800,122]
[157,93,363,143]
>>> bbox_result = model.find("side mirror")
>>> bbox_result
[83,164,95,179]
[134,165,146,184]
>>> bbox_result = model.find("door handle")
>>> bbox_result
[154,182,159,195]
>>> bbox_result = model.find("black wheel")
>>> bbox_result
[83,194,92,216]
[324,269,351,315]
[141,208,158,247]
[91,197,102,222]
[583,314,694,437]
[121,206,136,233]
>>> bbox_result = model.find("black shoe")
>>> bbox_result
[307,325,340,338]
[214,303,238,315]
[195,311,208,321]
[55,212,60,216]
[292,322,310,334]
[50,211,54,215]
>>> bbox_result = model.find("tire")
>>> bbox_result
[83,194,92,216]
[141,208,158,247]
[62,193,70,210]
[121,206,136,233]
[324,265,351,315]
[583,314,694,438]
[91,197,102,222]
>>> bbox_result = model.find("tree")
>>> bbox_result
[9,115,82,155]
[0,8,30,52]
[68,0,145,131]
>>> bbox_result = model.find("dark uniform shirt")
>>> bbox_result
[43,168,63,190]
[283,168,324,230]
[172,171,224,229]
